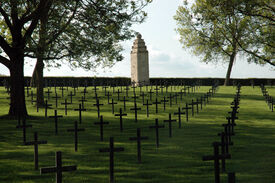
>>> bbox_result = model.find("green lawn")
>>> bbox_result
[0,85,274,183]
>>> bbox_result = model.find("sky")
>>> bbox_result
[0,0,274,78]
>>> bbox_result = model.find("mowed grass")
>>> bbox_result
[0,85,274,183]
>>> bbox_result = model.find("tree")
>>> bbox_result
[0,0,151,117]
[174,0,274,86]
[27,0,151,107]
[0,1,53,117]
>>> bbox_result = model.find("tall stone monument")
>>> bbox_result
[131,33,150,86]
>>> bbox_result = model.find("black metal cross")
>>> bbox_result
[93,99,104,118]
[49,110,63,135]
[52,93,61,108]
[148,89,154,101]
[149,119,164,148]
[188,99,195,116]
[16,118,32,143]
[59,86,66,97]
[40,151,77,183]
[168,93,174,107]
[129,128,148,163]
[163,113,177,138]
[202,142,231,183]
[78,96,87,109]
[123,86,128,97]
[74,104,86,124]
[140,91,146,104]
[114,108,127,132]
[67,91,74,104]
[61,99,71,115]
[99,137,124,183]
[130,101,141,122]
[94,115,109,141]
[131,93,139,103]
[67,121,85,152]
[109,98,117,114]
[115,89,122,101]
[106,92,112,104]
[174,107,185,128]
[120,96,128,111]
[154,85,160,96]
[45,88,52,100]
[143,99,152,117]
[152,98,161,114]
[161,96,168,111]
[25,132,47,170]
[44,100,52,118]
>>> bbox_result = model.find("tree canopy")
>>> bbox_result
[174,0,274,85]
[0,0,152,116]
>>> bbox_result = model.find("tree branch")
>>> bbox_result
[236,39,275,67]
[0,55,11,68]
[23,1,52,44]
[0,35,12,56]
[47,1,79,45]
[0,6,12,30]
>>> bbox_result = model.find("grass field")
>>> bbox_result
[0,85,274,183]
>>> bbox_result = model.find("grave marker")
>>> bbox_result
[99,137,124,183]
[143,99,152,117]
[163,113,177,138]
[174,107,185,128]
[93,99,104,118]
[94,115,109,141]
[152,98,161,114]
[114,108,127,132]
[120,96,128,111]
[25,132,47,170]
[129,128,148,163]
[49,110,63,135]
[74,104,86,124]
[130,101,141,122]
[182,103,191,122]
[16,118,32,143]
[109,99,117,114]
[40,151,77,183]
[67,121,85,152]
[149,119,164,148]
[202,142,231,183]
[161,96,168,111]
[52,93,61,108]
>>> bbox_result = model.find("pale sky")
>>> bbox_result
[0,0,274,78]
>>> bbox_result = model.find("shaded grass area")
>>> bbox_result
[0,86,274,182]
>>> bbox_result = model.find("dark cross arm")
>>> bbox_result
[129,136,149,140]
[202,154,231,161]
[99,147,124,152]
[149,125,164,129]
[25,140,47,145]
[40,167,57,174]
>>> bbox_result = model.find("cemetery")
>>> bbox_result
[0,1,274,183]
[0,82,274,183]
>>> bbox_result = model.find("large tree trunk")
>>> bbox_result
[224,53,236,86]
[9,53,28,117]
[32,59,45,107]
[30,9,49,107]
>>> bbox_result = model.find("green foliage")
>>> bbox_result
[174,0,274,67]
[174,0,246,64]
[25,0,151,70]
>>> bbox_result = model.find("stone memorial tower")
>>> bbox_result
[131,33,149,86]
